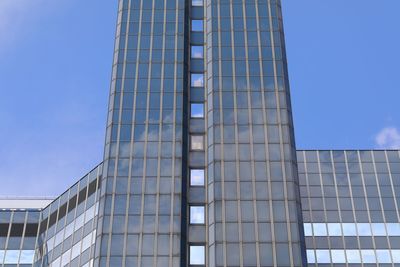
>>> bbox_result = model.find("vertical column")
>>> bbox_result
[96,0,186,266]
[205,0,306,266]
[186,1,207,267]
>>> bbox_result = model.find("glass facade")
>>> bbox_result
[298,150,400,266]
[2,1,399,267]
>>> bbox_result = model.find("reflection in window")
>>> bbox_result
[191,46,203,58]
[313,223,327,236]
[372,223,386,236]
[331,250,346,263]
[19,250,35,264]
[327,223,342,236]
[191,73,204,87]
[303,223,312,236]
[393,250,400,263]
[190,169,205,186]
[361,250,376,263]
[316,250,330,263]
[387,223,400,235]
[192,0,203,6]
[306,250,315,263]
[190,206,205,224]
[191,103,204,118]
[342,223,357,235]
[4,250,20,264]
[376,250,391,263]
[191,20,203,31]
[190,245,205,265]
[346,250,361,264]
[191,135,204,150]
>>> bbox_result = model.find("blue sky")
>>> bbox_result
[0,0,399,196]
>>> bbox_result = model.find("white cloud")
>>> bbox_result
[375,127,400,149]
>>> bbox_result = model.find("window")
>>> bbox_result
[190,169,205,186]
[306,250,315,263]
[191,135,204,150]
[191,20,203,31]
[191,73,204,87]
[346,250,361,263]
[316,250,330,263]
[192,0,203,6]
[313,223,327,236]
[361,250,376,263]
[342,223,357,235]
[190,245,205,265]
[303,223,312,236]
[331,250,346,263]
[190,206,205,224]
[357,223,371,236]
[386,223,400,235]
[191,46,204,58]
[371,223,386,236]
[327,223,342,236]
[191,103,204,118]
[376,250,391,263]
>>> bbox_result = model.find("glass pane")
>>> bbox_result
[313,223,327,236]
[190,206,205,224]
[361,250,376,263]
[376,250,391,263]
[20,250,35,264]
[191,46,203,58]
[4,250,20,264]
[191,135,204,150]
[190,245,205,264]
[191,103,204,118]
[327,223,342,236]
[306,250,315,263]
[357,223,371,236]
[191,20,203,31]
[331,250,346,263]
[342,223,357,235]
[346,250,361,263]
[386,223,400,235]
[191,74,204,87]
[316,250,330,263]
[303,223,312,236]
[371,223,386,236]
[190,169,205,186]
[192,0,203,6]
[392,250,400,263]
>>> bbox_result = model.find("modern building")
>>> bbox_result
[0,0,399,267]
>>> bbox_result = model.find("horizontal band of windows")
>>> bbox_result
[304,223,400,237]
[0,250,34,264]
[307,249,400,264]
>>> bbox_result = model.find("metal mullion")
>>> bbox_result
[168,0,177,265]
[371,151,394,263]
[215,2,228,267]
[315,152,333,267]
[356,150,377,264]
[343,152,364,266]
[267,0,295,265]
[329,151,347,266]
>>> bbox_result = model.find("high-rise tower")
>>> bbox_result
[96,0,306,266]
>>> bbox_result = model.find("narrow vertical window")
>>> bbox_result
[190,169,205,186]
[190,245,205,265]
[190,206,205,224]
[191,103,204,118]
[191,20,203,32]
[191,73,204,87]
[191,135,204,150]
[191,46,204,58]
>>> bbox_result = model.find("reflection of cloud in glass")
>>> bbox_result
[190,169,205,186]
[191,46,203,58]
[191,103,204,118]
[191,74,204,87]
[190,246,205,264]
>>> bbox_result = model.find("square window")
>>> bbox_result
[191,73,204,87]
[190,169,205,186]
[371,223,386,236]
[190,206,205,224]
[327,223,342,236]
[386,223,400,235]
[191,103,204,118]
[361,250,376,263]
[331,250,346,263]
[191,46,204,58]
[316,250,331,263]
[376,250,391,263]
[191,135,204,150]
[357,223,371,236]
[342,223,357,235]
[346,250,361,263]
[192,0,203,6]
[192,20,203,31]
[190,245,205,265]
[313,223,327,236]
